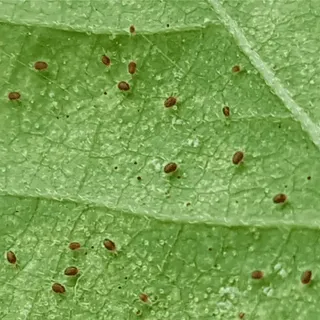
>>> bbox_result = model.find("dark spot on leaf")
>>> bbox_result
[104,91,107,95]
[34,61,48,71]
[114,166,118,170]
[177,176,181,179]
[307,176,311,180]
[139,293,149,303]
[166,24,169,27]
[124,276,128,280]
[137,176,142,181]
[186,202,191,206]
[56,116,59,119]
[136,310,142,315]
[118,286,122,289]
[134,161,137,165]
[239,312,245,319]
[91,246,94,249]
[278,123,281,129]
[208,247,212,251]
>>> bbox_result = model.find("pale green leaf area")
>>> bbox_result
[0,0,319,319]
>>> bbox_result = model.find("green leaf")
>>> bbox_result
[0,1,319,319]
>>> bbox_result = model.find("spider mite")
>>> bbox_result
[129,25,136,34]
[104,239,116,252]
[232,65,241,73]
[118,81,130,91]
[273,193,287,204]
[6,251,17,264]
[223,106,230,117]
[34,61,48,71]
[128,61,137,75]
[101,55,111,66]
[239,313,245,319]
[301,270,312,284]
[64,266,79,276]
[251,270,264,279]
[69,242,81,250]
[139,293,149,303]
[164,162,178,174]
[52,282,65,294]
[164,96,177,108]
[8,92,20,100]
[232,151,244,165]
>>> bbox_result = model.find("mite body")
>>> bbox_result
[64,266,79,276]
[301,270,312,284]
[164,162,178,174]
[104,239,116,252]
[34,61,48,70]
[129,25,136,34]
[273,193,287,204]
[239,313,245,319]
[6,251,17,264]
[223,106,230,117]
[128,61,137,75]
[102,55,111,66]
[8,92,20,100]
[232,65,241,73]
[52,283,65,293]
[69,242,81,250]
[164,96,177,108]
[232,151,244,165]
[118,81,130,91]
[251,270,264,279]
[139,293,149,303]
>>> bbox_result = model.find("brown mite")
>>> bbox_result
[128,61,137,75]
[118,81,130,91]
[164,162,178,174]
[34,61,48,71]
[52,282,65,293]
[129,25,136,34]
[273,193,287,204]
[164,96,177,108]
[251,270,264,279]
[104,239,116,251]
[102,55,111,66]
[232,151,244,165]
[301,270,312,284]
[64,266,79,276]
[69,242,81,250]
[6,251,16,264]
[8,92,20,100]
[223,106,230,117]
[139,293,149,303]
[232,65,241,73]
[239,313,245,319]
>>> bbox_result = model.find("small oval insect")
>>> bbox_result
[164,162,178,174]
[273,193,287,204]
[34,61,48,71]
[301,270,312,284]
[118,81,130,91]
[102,55,111,66]
[69,242,81,250]
[8,92,20,100]
[129,25,136,34]
[239,313,245,319]
[251,270,264,279]
[223,106,230,117]
[164,96,177,108]
[104,239,116,251]
[52,282,65,293]
[128,61,137,75]
[64,266,79,276]
[232,65,241,73]
[6,251,17,264]
[139,293,149,303]
[232,151,244,165]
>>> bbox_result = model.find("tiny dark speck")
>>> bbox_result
[137,109,140,112]
[208,248,212,251]
[235,200,238,203]
[91,246,94,249]
[114,166,118,170]
[118,286,121,289]
[66,115,69,118]
[56,116,59,119]
[84,252,88,255]
[278,124,281,128]
[177,176,181,179]
[124,276,128,280]
[166,24,170,27]
[284,185,287,188]
[307,176,311,180]
[137,176,142,181]
[104,91,107,95]
[134,161,137,165]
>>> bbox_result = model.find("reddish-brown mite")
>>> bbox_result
[164,162,178,173]
[8,92,20,100]
[104,239,116,252]
[128,61,137,75]
[129,25,136,34]
[118,81,130,91]
[6,251,16,264]
[251,270,264,279]
[34,61,48,71]
[239,312,245,319]
[232,65,241,73]
[223,106,230,117]
[52,283,65,293]
[273,193,287,204]
[64,266,79,276]
[164,96,177,108]
[301,270,312,284]
[139,293,149,303]
[69,242,81,250]
[232,151,244,165]
[102,55,111,66]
